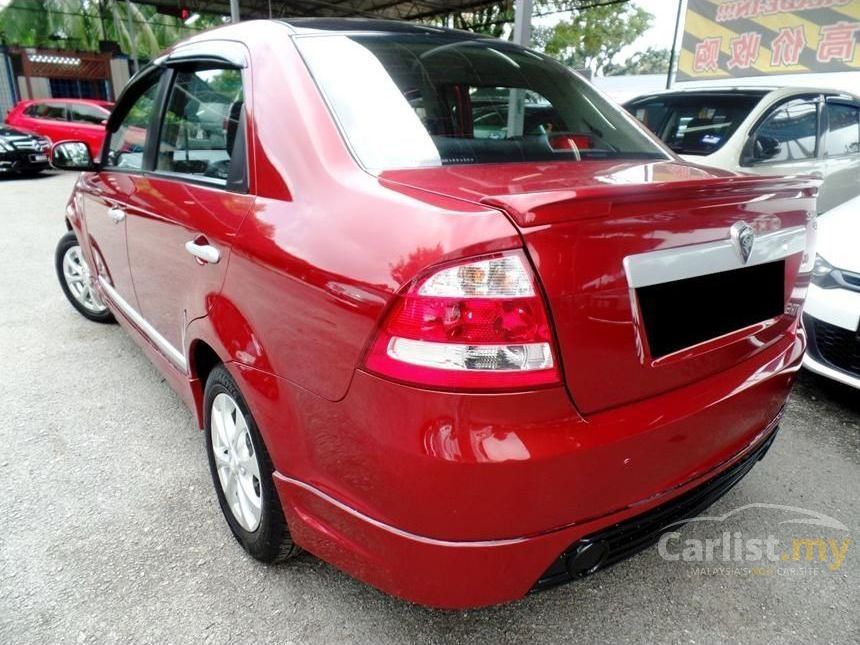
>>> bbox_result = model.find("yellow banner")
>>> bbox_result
[678,0,860,79]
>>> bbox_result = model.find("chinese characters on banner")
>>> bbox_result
[678,0,860,80]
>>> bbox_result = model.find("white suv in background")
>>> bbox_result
[803,195,860,389]
[624,87,860,214]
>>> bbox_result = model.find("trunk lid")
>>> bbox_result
[381,160,818,414]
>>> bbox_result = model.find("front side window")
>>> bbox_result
[752,98,819,163]
[824,102,860,157]
[106,75,161,170]
[626,94,763,155]
[156,67,244,185]
[33,102,67,120]
[296,34,667,171]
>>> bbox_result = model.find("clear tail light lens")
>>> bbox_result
[364,251,560,390]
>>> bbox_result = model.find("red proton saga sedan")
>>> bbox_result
[51,19,818,608]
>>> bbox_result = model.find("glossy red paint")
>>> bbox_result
[382,163,817,412]
[59,20,819,608]
[6,98,112,158]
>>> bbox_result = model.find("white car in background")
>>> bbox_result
[624,87,860,214]
[803,195,860,389]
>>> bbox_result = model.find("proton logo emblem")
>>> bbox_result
[730,221,755,264]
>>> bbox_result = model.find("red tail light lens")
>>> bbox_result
[364,252,560,390]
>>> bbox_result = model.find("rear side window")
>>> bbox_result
[155,67,244,186]
[296,33,666,171]
[754,98,819,162]
[824,103,860,157]
[106,76,161,170]
[69,103,108,125]
[627,94,762,155]
[30,102,67,120]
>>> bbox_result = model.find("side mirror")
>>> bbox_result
[51,141,97,171]
[752,134,782,161]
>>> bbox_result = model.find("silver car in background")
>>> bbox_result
[625,87,860,214]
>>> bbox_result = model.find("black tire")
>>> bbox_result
[204,364,299,563]
[54,231,115,324]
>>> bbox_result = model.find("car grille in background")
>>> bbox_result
[636,260,785,358]
[11,140,38,151]
[811,318,860,376]
[532,423,780,592]
[838,270,860,291]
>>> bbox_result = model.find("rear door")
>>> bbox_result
[67,102,110,159]
[81,69,165,320]
[125,60,253,366]
[820,98,860,213]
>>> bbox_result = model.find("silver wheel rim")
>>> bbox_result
[62,245,107,314]
[211,392,263,532]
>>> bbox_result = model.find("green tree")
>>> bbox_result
[533,3,653,75]
[605,46,671,75]
[0,0,224,59]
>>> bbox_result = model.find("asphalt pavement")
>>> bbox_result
[1,172,858,644]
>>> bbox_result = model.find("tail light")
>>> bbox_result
[364,251,560,390]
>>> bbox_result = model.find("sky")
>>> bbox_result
[627,0,685,55]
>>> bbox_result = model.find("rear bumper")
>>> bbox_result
[275,414,783,608]
[246,328,807,608]
[532,421,780,591]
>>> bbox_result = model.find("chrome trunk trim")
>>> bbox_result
[623,225,807,289]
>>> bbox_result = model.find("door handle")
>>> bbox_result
[185,239,220,264]
[107,206,126,223]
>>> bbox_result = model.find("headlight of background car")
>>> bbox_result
[811,254,838,288]
[0,140,14,152]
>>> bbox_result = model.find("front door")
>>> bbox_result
[21,101,69,143]
[743,95,823,187]
[125,64,253,363]
[821,99,860,213]
[82,71,164,313]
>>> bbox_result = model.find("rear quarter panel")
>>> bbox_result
[208,24,520,402]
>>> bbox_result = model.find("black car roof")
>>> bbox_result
[280,17,485,39]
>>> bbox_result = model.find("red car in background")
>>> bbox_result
[49,19,818,608]
[5,98,113,158]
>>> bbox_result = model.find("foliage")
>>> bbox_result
[0,0,225,60]
[533,3,653,75]
[449,0,515,38]
[604,46,671,75]
[425,1,655,76]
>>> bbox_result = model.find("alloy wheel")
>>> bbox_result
[62,245,107,314]
[210,392,263,532]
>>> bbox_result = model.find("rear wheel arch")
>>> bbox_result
[188,339,224,426]
[190,339,223,384]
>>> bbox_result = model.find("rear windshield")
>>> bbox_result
[626,94,764,155]
[295,33,668,171]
